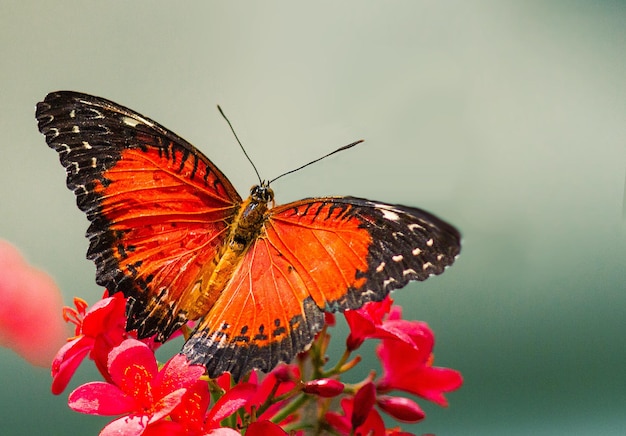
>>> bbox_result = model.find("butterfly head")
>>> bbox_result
[250,181,274,205]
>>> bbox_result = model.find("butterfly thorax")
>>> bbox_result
[183,183,273,319]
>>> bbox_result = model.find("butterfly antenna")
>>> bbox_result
[218,105,262,184]
[269,139,364,184]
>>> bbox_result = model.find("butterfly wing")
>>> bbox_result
[183,196,460,379]
[36,91,242,340]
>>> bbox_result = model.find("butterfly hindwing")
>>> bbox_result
[183,237,326,379]
[183,196,460,379]
[37,91,242,340]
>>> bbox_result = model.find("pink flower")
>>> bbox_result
[51,292,127,394]
[68,339,205,435]
[376,318,463,407]
[0,239,67,367]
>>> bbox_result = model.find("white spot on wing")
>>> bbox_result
[392,254,403,262]
[72,125,80,133]
[69,109,76,118]
[383,277,397,288]
[422,262,433,270]
[122,115,154,128]
[376,262,386,273]
[380,208,400,221]
[403,268,417,276]
[82,141,92,149]
[426,238,434,247]
[361,289,376,298]
[122,116,142,127]
[408,223,424,231]
[412,247,422,256]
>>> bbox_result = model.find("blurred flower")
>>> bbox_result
[0,239,67,367]
[68,339,205,436]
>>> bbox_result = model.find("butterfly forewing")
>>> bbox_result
[37,91,242,339]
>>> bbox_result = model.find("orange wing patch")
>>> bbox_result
[267,200,372,308]
[183,237,325,379]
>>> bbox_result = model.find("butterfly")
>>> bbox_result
[36,91,461,380]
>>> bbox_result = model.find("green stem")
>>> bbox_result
[270,393,310,425]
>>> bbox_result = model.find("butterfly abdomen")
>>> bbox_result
[182,194,271,319]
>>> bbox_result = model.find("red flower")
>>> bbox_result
[0,239,67,367]
[51,292,127,394]
[376,319,462,407]
[345,297,423,351]
[248,364,300,422]
[68,339,205,435]
[325,385,386,436]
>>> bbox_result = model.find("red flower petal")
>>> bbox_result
[51,336,93,394]
[107,339,158,398]
[152,353,205,400]
[168,379,211,432]
[352,382,376,429]
[149,388,188,423]
[205,428,242,436]
[68,381,136,415]
[206,382,257,426]
[100,414,150,436]
[247,420,288,436]
[377,327,462,407]
[81,294,126,337]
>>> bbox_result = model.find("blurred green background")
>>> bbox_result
[1,1,624,435]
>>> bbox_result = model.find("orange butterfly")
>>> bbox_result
[37,92,461,380]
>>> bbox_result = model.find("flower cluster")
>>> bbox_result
[52,291,462,435]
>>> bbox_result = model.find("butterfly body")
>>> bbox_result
[37,91,461,380]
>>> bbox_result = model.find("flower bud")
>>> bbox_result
[352,382,376,428]
[376,395,425,423]
[303,378,344,397]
